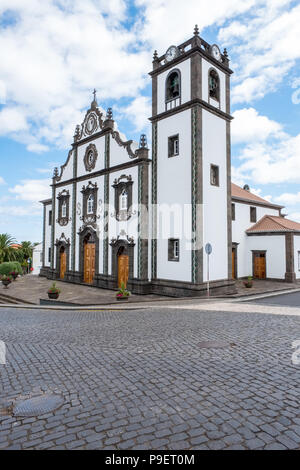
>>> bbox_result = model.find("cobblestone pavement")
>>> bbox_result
[0,306,300,450]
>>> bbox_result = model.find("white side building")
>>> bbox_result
[32,242,43,275]
[232,183,300,282]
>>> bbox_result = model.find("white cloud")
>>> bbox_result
[0,204,41,217]
[233,130,300,185]
[219,1,300,104]
[0,176,5,185]
[136,0,256,51]
[118,96,151,133]
[286,211,300,223]
[232,108,285,144]
[9,178,51,202]
[0,0,299,152]
[27,143,49,153]
[274,192,300,206]
[0,0,150,150]
[0,107,28,134]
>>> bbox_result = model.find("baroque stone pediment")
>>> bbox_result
[74,105,104,143]
[55,233,70,246]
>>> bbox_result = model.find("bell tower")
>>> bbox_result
[150,26,235,296]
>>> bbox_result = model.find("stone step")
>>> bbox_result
[0,292,33,305]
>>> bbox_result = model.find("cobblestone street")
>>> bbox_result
[0,306,300,450]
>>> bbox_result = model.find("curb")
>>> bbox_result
[232,287,300,302]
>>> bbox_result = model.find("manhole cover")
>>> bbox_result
[13,394,64,417]
[198,341,236,349]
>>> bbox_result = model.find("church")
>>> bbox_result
[40,27,300,297]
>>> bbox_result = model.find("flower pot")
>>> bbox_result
[2,280,11,288]
[243,282,252,288]
[116,296,129,301]
[11,274,18,281]
[48,292,59,300]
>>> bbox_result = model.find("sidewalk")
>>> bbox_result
[1,275,300,308]
[0,275,166,306]
[229,279,300,298]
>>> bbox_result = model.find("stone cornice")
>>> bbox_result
[149,98,233,123]
[150,47,233,77]
[52,158,151,188]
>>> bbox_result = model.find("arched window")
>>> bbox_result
[209,69,220,101]
[166,70,180,102]
[87,194,94,214]
[119,189,128,211]
[61,201,67,218]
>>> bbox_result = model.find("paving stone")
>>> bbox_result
[1,305,300,451]
[264,443,287,450]
[245,438,265,450]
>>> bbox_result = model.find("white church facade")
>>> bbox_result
[40,28,300,296]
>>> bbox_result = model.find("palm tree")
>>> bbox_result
[19,241,36,262]
[0,233,17,263]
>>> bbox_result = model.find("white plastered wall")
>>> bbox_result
[202,109,228,282]
[54,184,73,270]
[246,235,286,279]
[75,175,104,274]
[293,234,300,279]
[107,166,139,278]
[232,203,280,278]
[77,136,106,177]
[156,109,192,282]
[44,204,52,267]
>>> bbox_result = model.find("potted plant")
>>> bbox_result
[10,271,19,281]
[1,275,12,288]
[243,276,253,288]
[47,282,61,300]
[21,261,27,275]
[116,282,130,301]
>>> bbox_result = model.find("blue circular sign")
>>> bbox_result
[205,243,212,255]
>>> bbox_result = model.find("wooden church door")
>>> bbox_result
[84,242,95,284]
[118,254,129,288]
[60,248,66,279]
[254,253,266,279]
[232,250,235,279]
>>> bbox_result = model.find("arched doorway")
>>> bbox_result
[110,238,135,288]
[60,246,66,280]
[83,233,96,284]
[117,246,129,288]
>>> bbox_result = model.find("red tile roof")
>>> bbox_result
[246,215,300,233]
[231,183,283,209]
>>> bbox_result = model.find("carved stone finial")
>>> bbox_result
[223,48,228,58]
[104,107,114,130]
[153,50,158,61]
[53,167,59,178]
[106,107,113,120]
[74,124,80,141]
[139,134,147,149]
[194,24,199,36]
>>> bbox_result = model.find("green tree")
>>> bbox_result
[0,233,17,263]
[18,241,36,263]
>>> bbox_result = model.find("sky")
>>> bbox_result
[1,0,300,242]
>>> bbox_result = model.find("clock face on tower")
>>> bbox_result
[165,45,179,63]
[210,44,222,62]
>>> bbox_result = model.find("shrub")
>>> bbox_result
[47,282,61,294]
[116,282,130,297]
[0,261,22,276]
